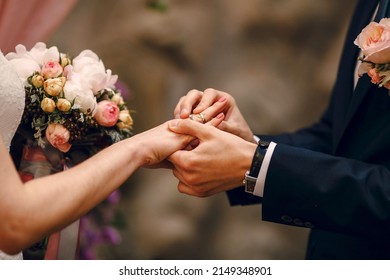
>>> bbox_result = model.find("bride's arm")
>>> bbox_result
[0,120,194,254]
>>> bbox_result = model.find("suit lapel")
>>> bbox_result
[344,76,373,129]
[333,0,380,150]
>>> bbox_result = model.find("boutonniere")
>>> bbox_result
[354,18,390,89]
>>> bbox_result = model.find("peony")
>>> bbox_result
[41,98,56,113]
[94,100,120,127]
[44,77,66,97]
[116,110,133,130]
[354,18,390,64]
[63,73,97,114]
[45,123,72,153]
[42,60,63,78]
[71,50,118,93]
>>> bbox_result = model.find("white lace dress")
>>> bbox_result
[0,51,26,260]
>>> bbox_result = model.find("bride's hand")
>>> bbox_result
[174,88,256,143]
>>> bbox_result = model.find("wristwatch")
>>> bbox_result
[244,140,270,194]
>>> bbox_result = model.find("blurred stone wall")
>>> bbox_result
[49,0,357,259]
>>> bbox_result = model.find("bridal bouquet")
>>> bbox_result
[6,42,132,259]
[6,42,133,152]
[354,18,390,89]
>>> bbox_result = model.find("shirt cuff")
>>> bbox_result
[253,141,276,197]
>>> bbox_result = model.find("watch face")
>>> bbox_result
[259,140,270,148]
[244,175,256,193]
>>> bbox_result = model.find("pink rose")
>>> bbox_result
[45,123,72,153]
[94,100,119,127]
[42,60,63,78]
[367,68,382,84]
[354,18,390,64]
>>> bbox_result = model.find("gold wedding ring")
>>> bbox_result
[199,112,206,123]
[189,113,206,123]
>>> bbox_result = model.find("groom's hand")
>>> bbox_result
[142,114,225,170]
[168,118,257,197]
[174,88,256,143]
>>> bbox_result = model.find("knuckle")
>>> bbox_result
[181,157,196,170]
[177,185,187,194]
[182,173,196,186]
[204,88,215,94]
[188,89,200,96]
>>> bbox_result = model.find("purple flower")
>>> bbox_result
[102,227,122,244]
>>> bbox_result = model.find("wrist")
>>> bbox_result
[123,137,148,168]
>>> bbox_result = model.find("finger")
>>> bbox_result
[177,182,199,197]
[176,181,193,196]
[188,112,206,123]
[168,148,189,166]
[173,96,185,119]
[173,172,202,197]
[195,97,228,122]
[172,167,186,182]
[192,88,219,114]
[176,181,210,198]
[168,118,210,139]
[179,89,204,119]
[186,138,200,150]
[206,113,224,127]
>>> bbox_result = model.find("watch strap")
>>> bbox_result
[244,140,269,193]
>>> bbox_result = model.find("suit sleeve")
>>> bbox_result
[261,143,390,239]
[226,97,390,238]
[227,101,334,205]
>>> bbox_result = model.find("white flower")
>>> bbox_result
[28,42,60,65]
[63,72,97,115]
[5,42,61,86]
[72,50,118,93]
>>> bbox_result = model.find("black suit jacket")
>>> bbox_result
[228,0,390,259]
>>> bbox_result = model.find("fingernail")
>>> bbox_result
[218,97,227,102]
[180,109,188,117]
[169,119,179,128]
[217,113,224,119]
